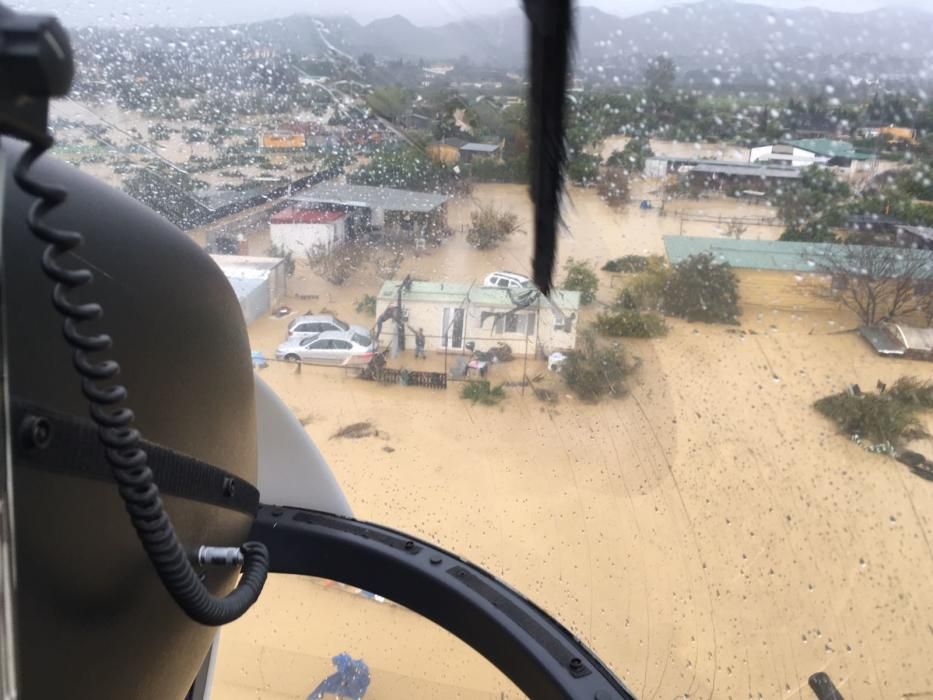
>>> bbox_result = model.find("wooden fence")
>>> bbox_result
[372,367,448,389]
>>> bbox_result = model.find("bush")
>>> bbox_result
[888,377,933,409]
[561,331,635,402]
[595,310,668,338]
[460,380,506,406]
[306,243,366,285]
[470,155,528,184]
[466,204,521,250]
[661,253,739,323]
[562,258,599,305]
[617,264,671,311]
[814,385,930,445]
[603,256,646,273]
[602,255,662,273]
[597,167,630,208]
[355,294,377,316]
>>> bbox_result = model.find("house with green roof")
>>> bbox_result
[749,138,875,173]
[375,279,580,356]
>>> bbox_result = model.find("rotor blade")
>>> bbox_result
[523,0,573,296]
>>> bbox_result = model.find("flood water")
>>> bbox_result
[214,182,933,699]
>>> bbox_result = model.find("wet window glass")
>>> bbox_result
[34,0,933,697]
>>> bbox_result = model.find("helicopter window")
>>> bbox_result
[41,0,933,697]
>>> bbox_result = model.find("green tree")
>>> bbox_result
[366,86,413,122]
[777,166,850,242]
[607,136,654,174]
[562,258,599,305]
[661,253,739,323]
[349,147,456,193]
[644,55,676,98]
[567,153,602,186]
[597,167,631,208]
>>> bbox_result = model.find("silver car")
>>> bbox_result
[276,330,376,366]
[286,314,370,340]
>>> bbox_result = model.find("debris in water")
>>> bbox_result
[332,422,377,439]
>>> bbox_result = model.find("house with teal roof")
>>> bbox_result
[375,279,580,357]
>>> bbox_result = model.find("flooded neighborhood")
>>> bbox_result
[32,1,933,698]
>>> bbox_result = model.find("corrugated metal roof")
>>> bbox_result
[227,276,266,300]
[691,162,802,179]
[786,138,874,160]
[211,255,283,279]
[291,182,449,213]
[902,225,933,243]
[377,280,580,310]
[378,280,472,304]
[469,286,580,310]
[663,236,933,276]
[461,143,501,153]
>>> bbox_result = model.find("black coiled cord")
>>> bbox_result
[13,140,269,626]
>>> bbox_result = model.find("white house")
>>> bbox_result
[270,207,346,256]
[375,280,580,357]
[749,138,876,175]
[749,142,829,168]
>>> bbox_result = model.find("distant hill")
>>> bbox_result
[234,0,933,63]
[72,0,933,85]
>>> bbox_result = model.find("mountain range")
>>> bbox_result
[72,0,933,86]
[237,0,932,65]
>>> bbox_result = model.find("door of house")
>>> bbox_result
[442,307,465,349]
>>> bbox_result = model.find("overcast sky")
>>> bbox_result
[12,0,932,28]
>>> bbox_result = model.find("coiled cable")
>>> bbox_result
[12,140,268,626]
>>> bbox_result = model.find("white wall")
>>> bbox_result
[375,297,578,356]
[271,219,345,256]
[644,157,669,178]
[749,145,828,168]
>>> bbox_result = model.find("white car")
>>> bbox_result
[276,330,376,366]
[483,271,534,289]
[287,314,370,340]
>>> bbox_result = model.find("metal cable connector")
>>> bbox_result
[195,546,245,567]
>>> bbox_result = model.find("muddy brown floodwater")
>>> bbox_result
[214,184,933,699]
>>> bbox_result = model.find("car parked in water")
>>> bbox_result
[286,314,370,340]
[276,330,376,366]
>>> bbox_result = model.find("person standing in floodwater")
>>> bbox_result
[408,325,426,359]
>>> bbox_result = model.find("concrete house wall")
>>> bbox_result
[271,218,346,255]
[375,281,579,357]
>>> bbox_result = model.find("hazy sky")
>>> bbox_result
[13,0,932,28]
